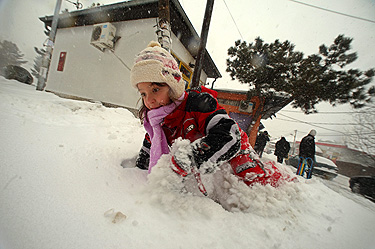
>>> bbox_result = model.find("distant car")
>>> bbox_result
[1,65,33,85]
[349,176,375,202]
[285,155,338,180]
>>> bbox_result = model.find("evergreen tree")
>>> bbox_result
[226,35,374,144]
[226,35,374,115]
[0,40,27,69]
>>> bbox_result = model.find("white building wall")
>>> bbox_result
[46,18,206,110]
[169,33,208,84]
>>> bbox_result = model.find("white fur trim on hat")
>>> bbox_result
[131,41,184,99]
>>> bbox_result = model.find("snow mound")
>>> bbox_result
[1,79,375,249]
[145,137,327,221]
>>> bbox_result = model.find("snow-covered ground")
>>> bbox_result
[1,78,375,249]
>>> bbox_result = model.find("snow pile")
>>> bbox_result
[316,155,338,167]
[1,78,375,249]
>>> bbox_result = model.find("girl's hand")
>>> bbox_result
[170,156,191,177]
[169,138,194,177]
[170,156,208,196]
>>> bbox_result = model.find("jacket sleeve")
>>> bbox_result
[187,92,242,171]
[135,134,151,170]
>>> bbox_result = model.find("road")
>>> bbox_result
[321,174,375,212]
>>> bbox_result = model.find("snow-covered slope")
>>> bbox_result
[1,78,375,249]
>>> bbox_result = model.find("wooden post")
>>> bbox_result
[190,0,215,88]
[247,96,264,147]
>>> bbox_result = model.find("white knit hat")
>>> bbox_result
[309,129,317,136]
[131,41,184,99]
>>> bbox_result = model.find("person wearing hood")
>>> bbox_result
[298,129,317,178]
[274,137,290,163]
[299,130,316,160]
[254,131,270,158]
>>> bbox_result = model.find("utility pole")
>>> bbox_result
[157,0,171,52]
[36,0,63,91]
[291,129,297,155]
[190,0,215,88]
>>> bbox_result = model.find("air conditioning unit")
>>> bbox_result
[238,100,254,113]
[90,22,116,51]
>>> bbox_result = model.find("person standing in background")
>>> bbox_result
[298,130,317,178]
[254,131,270,158]
[274,137,290,163]
[299,130,316,160]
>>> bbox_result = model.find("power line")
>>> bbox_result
[276,113,375,137]
[280,110,371,114]
[271,128,372,138]
[289,0,375,24]
[275,117,368,126]
[222,0,244,40]
[301,132,373,137]
[221,0,375,45]
[276,113,348,135]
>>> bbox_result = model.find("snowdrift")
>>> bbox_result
[1,78,375,249]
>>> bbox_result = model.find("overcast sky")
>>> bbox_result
[1,0,374,143]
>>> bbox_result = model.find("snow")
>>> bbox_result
[1,78,375,249]
[316,155,337,168]
[316,145,323,154]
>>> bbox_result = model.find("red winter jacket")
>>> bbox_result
[136,87,249,172]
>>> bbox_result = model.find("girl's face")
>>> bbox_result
[137,82,172,110]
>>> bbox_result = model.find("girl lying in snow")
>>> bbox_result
[131,41,293,195]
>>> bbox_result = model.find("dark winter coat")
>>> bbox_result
[255,132,270,149]
[274,137,290,158]
[136,88,248,171]
[299,134,315,159]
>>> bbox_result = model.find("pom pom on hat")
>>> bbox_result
[131,41,184,99]
[147,41,162,48]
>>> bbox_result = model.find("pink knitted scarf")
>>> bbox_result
[143,92,185,173]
